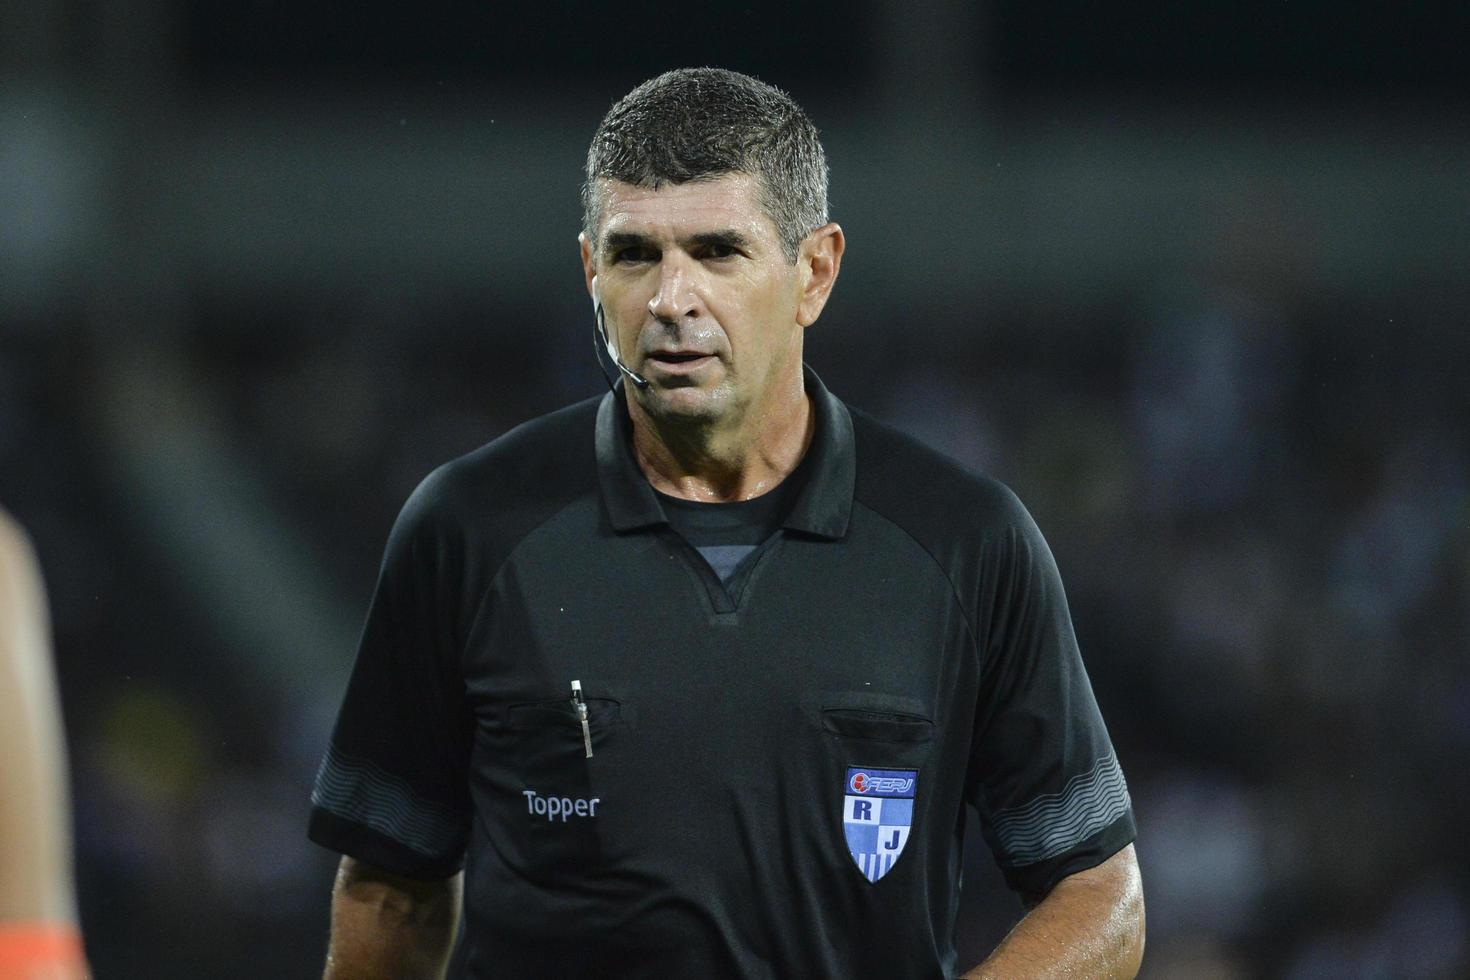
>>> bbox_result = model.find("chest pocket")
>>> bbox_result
[507,696,623,767]
[503,696,626,874]
[822,708,934,743]
[811,693,936,885]
[815,692,936,770]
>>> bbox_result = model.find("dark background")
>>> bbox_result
[2,1,1467,976]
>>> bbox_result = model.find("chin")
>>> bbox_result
[639,384,730,426]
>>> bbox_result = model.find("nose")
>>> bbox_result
[647,256,701,323]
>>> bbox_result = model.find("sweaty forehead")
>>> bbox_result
[596,174,778,246]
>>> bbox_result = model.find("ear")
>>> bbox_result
[578,232,597,300]
[795,223,845,328]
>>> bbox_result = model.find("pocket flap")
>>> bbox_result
[508,697,621,731]
[821,706,934,742]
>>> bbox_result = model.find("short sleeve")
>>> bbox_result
[967,493,1135,897]
[307,471,474,880]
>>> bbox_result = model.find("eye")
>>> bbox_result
[700,242,740,261]
[612,246,657,264]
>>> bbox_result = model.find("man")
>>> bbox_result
[0,510,90,980]
[310,68,1143,978]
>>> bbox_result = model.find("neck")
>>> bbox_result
[628,371,813,502]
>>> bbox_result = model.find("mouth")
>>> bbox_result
[645,350,716,372]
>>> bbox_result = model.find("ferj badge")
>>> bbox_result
[843,767,916,882]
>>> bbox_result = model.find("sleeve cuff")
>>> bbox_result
[997,810,1137,898]
[308,806,465,881]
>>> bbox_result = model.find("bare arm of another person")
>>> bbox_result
[323,856,461,980]
[962,843,1144,979]
[0,511,89,978]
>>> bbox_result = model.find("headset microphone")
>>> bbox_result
[591,278,649,391]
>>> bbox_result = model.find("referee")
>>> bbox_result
[309,67,1144,979]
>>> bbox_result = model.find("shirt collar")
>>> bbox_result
[595,364,855,540]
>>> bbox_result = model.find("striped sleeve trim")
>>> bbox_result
[989,751,1132,866]
[310,744,468,860]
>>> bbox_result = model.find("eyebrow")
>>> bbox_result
[601,229,754,254]
[686,230,753,252]
[601,231,653,254]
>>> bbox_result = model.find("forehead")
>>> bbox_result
[596,173,778,245]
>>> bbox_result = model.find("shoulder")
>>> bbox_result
[0,509,42,603]
[0,507,32,561]
[844,406,1069,644]
[0,509,48,654]
[394,395,603,544]
[847,406,1036,546]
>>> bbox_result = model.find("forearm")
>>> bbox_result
[324,858,461,980]
[962,844,1145,980]
[0,630,76,925]
[0,515,78,925]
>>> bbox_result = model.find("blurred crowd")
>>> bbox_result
[3,257,1465,976]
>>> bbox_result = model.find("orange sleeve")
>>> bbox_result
[0,922,88,980]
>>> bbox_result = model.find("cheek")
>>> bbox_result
[611,296,648,341]
[753,281,802,340]
[729,304,799,365]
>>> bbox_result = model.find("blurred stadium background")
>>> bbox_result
[3,1,1468,976]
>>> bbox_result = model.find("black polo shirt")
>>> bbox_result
[309,367,1135,979]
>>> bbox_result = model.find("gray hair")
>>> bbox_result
[582,67,829,263]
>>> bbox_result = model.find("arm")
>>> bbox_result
[323,856,461,980]
[0,512,89,977]
[962,844,1144,979]
[312,475,474,978]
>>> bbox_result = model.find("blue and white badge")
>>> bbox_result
[843,766,916,882]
